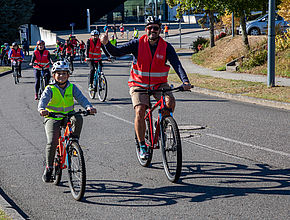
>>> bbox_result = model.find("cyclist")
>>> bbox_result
[29,40,53,100]
[86,30,110,91]
[101,16,191,159]
[79,40,86,62]
[54,40,63,60]
[8,42,24,77]
[109,35,117,46]
[1,43,10,66]
[69,35,79,58]
[62,40,74,71]
[38,61,96,182]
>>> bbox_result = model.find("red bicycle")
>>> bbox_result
[47,110,94,201]
[134,85,191,183]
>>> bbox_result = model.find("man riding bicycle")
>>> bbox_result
[8,42,24,77]
[101,16,191,159]
[29,40,53,100]
[38,61,96,182]
[86,30,110,91]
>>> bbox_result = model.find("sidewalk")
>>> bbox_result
[177,48,290,87]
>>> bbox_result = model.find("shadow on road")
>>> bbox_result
[79,161,290,206]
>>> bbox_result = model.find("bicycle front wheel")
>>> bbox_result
[97,73,107,102]
[160,116,182,183]
[13,71,18,84]
[67,141,86,201]
[52,147,62,185]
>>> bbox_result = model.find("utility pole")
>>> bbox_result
[267,0,275,87]
[179,19,182,48]
[87,9,91,33]
[155,0,158,18]
[232,13,235,37]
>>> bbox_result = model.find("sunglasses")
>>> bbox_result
[147,26,160,31]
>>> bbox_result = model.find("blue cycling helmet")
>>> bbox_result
[91,30,100,36]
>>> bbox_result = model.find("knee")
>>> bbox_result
[135,105,146,120]
[166,96,175,109]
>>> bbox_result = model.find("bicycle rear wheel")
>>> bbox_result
[135,116,153,167]
[13,71,18,84]
[67,141,86,201]
[97,73,107,102]
[38,77,46,99]
[52,147,62,185]
[160,116,182,183]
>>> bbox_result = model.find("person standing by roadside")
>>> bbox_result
[119,23,125,38]
[132,27,139,39]
[22,39,30,56]
[164,24,169,39]
[111,23,118,39]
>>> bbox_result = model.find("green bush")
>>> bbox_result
[242,49,268,69]
[192,36,210,52]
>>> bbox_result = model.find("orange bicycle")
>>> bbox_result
[48,110,93,201]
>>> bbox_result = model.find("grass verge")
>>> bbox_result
[0,209,12,220]
[0,67,11,74]
[168,72,290,103]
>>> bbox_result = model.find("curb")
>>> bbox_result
[192,86,290,111]
[170,82,290,111]
[0,188,27,220]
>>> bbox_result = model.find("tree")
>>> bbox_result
[0,0,34,44]
[167,0,225,48]
[278,0,290,22]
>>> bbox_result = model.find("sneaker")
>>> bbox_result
[88,84,94,91]
[42,167,53,183]
[139,145,148,159]
[34,94,38,100]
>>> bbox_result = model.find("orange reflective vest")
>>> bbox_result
[128,35,170,88]
[79,43,85,49]
[11,48,22,61]
[88,38,101,61]
[34,50,49,69]
[66,45,73,54]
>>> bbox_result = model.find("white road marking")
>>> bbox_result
[205,133,290,157]
[102,111,134,125]
[101,112,290,158]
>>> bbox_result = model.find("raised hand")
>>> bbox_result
[100,29,109,45]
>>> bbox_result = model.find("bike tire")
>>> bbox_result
[160,116,182,183]
[97,73,107,102]
[13,71,18,84]
[135,116,153,167]
[52,147,62,185]
[38,78,46,99]
[67,141,86,201]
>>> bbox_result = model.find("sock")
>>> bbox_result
[139,141,145,147]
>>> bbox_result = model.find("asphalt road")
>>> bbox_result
[0,58,289,219]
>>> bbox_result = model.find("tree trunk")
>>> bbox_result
[240,13,250,50]
[209,10,215,48]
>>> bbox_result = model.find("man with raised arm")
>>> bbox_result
[100,16,191,159]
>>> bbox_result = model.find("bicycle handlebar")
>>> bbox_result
[134,85,194,93]
[47,109,95,118]
[32,62,50,68]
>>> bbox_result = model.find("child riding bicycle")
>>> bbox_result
[38,60,96,183]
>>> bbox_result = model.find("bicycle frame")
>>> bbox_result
[93,63,102,87]
[57,121,74,170]
[144,93,173,150]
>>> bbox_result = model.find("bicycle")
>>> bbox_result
[88,59,108,102]
[11,58,23,84]
[33,62,50,99]
[79,49,85,64]
[47,110,94,201]
[134,85,192,183]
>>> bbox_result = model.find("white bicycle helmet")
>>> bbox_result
[91,30,100,36]
[52,61,70,73]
